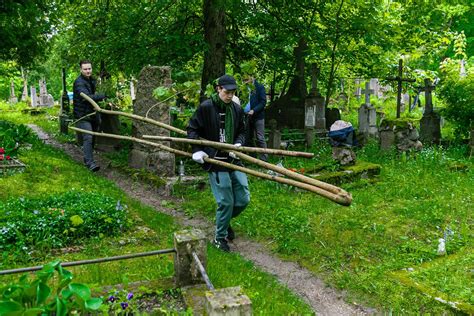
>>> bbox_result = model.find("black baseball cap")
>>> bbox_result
[217,74,238,91]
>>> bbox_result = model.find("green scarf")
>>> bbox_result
[211,93,234,144]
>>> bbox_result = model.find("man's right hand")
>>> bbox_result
[192,151,208,164]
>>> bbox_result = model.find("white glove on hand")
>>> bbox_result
[192,151,208,164]
[229,143,242,159]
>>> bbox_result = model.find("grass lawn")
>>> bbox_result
[175,139,473,314]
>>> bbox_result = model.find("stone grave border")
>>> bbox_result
[0,158,26,176]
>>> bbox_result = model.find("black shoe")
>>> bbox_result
[89,165,100,172]
[226,225,235,241]
[213,238,230,252]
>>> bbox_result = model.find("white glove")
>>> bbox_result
[229,143,241,159]
[192,151,208,164]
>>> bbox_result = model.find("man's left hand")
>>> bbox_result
[229,143,241,159]
[248,110,254,115]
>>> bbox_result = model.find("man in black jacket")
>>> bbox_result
[73,60,106,172]
[187,74,250,252]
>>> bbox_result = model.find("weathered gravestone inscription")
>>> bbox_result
[129,66,175,177]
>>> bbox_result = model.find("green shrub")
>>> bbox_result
[0,191,133,256]
[438,60,474,139]
[0,260,102,315]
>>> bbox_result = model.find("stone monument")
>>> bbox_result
[305,64,326,142]
[129,66,175,177]
[38,79,54,107]
[419,79,441,144]
[30,86,38,107]
[358,82,378,140]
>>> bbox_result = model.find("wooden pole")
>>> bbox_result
[69,126,352,206]
[142,135,314,158]
[80,92,314,158]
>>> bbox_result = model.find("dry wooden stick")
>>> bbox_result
[69,127,352,206]
[80,92,314,158]
[142,135,314,158]
[142,135,349,196]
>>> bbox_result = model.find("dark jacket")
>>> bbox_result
[187,98,246,172]
[73,74,106,120]
[249,80,266,121]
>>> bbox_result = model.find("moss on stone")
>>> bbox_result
[310,161,381,185]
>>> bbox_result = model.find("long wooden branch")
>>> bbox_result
[80,92,186,136]
[69,127,352,206]
[141,135,314,158]
[142,134,349,196]
[80,92,313,158]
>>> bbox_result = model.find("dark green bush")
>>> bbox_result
[0,191,132,255]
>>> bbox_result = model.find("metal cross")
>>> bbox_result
[385,59,416,118]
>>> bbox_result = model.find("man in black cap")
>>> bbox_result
[187,74,250,252]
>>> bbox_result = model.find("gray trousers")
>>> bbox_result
[76,120,96,168]
[208,171,250,240]
[248,118,268,161]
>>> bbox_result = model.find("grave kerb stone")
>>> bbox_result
[174,229,207,287]
[205,286,252,316]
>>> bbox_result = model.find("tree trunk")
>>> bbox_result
[200,0,226,100]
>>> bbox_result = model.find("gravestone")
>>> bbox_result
[400,92,410,113]
[306,63,326,139]
[354,78,362,100]
[38,79,54,107]
[266,39,308,129]
[325,108,341,130]
[9,81,18,104]
[370,78,379,98]
[267,119,281,149]
[358,82,378,139]
[419,79,441,144]
[129,66,175,177]
[21,79,28,101]
[30,86,38,107]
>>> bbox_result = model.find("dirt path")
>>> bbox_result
[29,124,375,315]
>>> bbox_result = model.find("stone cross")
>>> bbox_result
[420,78,435,114]
[385,59,416,118]
[362,82,374,106]
[9,81,18,104]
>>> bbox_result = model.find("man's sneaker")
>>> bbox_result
[213,238,230,252]
[226,225,235,242]
[89,165,100,172]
